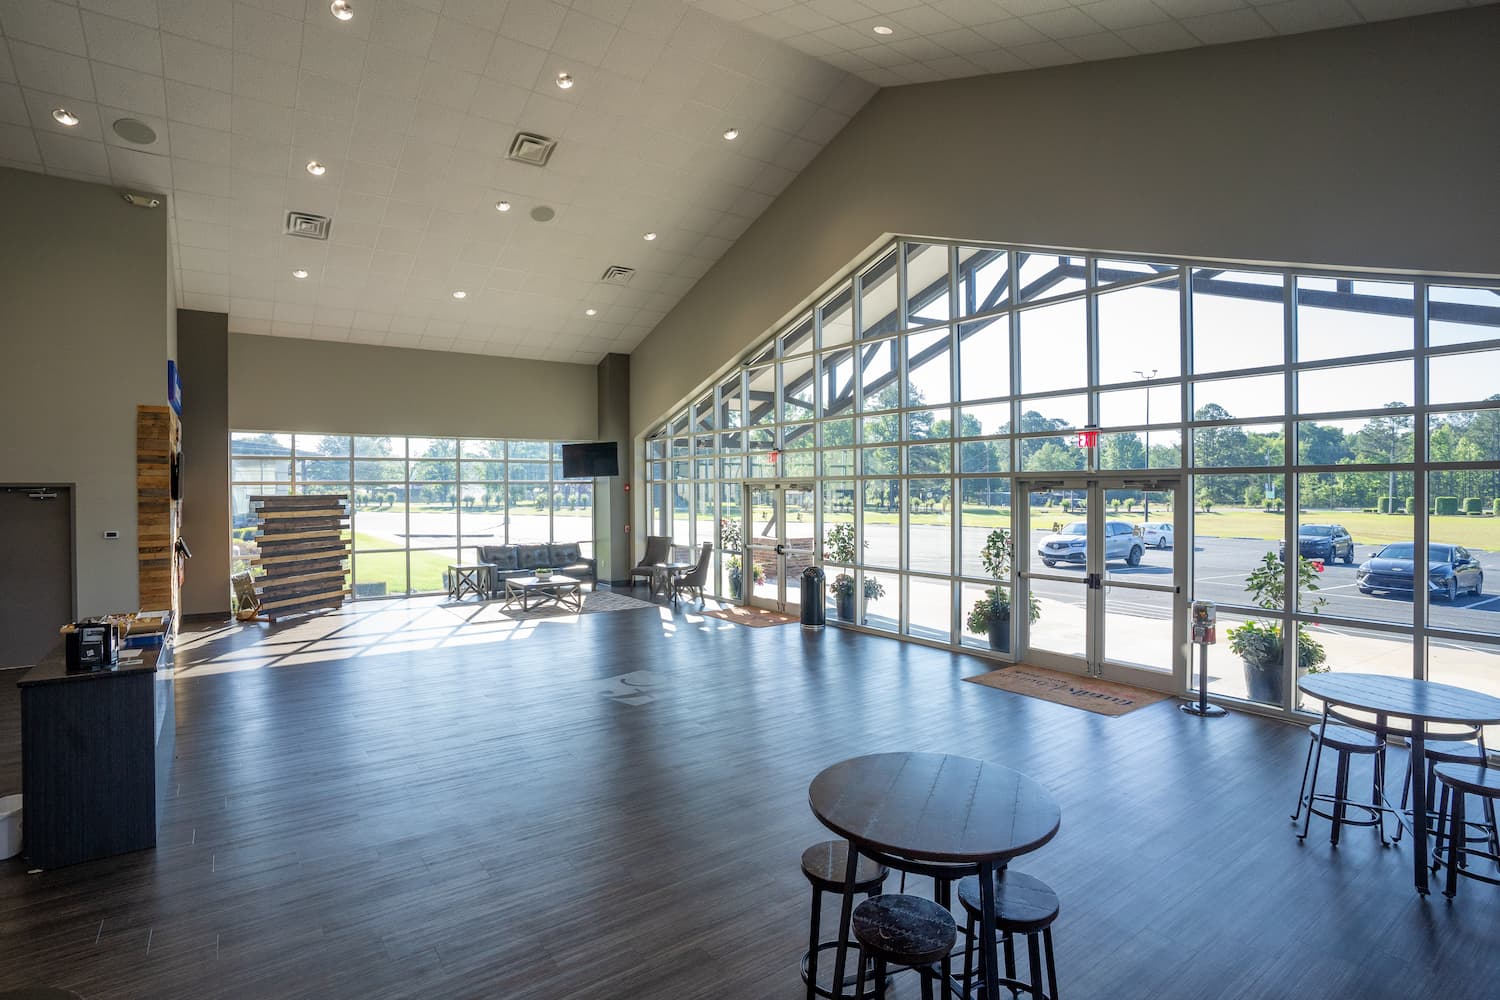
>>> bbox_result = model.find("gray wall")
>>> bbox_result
[629,8,1500,434]
[178,310,231,616]
[228,335,598,441]
[0,167,171,616]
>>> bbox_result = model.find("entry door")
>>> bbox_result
[743,483,816,612]
[1018,477,1185,692]
[0,485,74,668]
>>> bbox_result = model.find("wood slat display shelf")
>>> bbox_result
[250,494,352,621]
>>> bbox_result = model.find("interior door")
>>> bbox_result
[743,483,815,612]
[1018,476,1185,691]
[0,485,74,668]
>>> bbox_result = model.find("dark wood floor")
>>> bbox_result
[2,598,1498,999]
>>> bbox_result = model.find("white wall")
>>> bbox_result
[628,9,1500,435]
[228,334,598,442]
[0,167,172,615]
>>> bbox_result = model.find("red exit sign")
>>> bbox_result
[1073,429,1099,449]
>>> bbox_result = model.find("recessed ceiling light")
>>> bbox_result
[585,308,597,316]
[51,108,79,127]
[292,269,309,279]
[643,232,657,241]
[556,72,574,90]
[873,25,894,36]
[330,0,353,21]
[452,290,467,299]
[495,200,511,212]
[722,127,739,141]
[306,160,326,176]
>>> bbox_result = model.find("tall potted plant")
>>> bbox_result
[1227,551,1329,703]
[965,528,1039,652]
[720,517,765,600]
[824,524,883,622]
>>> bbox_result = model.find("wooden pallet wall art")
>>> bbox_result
[137,405,180,619]
[250,494,351,621]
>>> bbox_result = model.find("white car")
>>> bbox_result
[1136,522,1173,549]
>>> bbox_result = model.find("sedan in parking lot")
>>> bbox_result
[1037,520,1145,568]
[1356,543,1484,601]
[1137,522,1173,549]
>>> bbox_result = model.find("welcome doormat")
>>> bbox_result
[700,606,800,627]
[963,664,1171,716]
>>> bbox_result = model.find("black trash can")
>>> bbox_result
[800,566,826,630]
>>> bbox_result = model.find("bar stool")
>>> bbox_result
[851,894,957,1000]
[1292,723,1388,846]
[801,840,889,1000]
[1431,763,1500,899]
[883,854,968,986]
[957,869,1061,1000]
[1395,732,1496,849]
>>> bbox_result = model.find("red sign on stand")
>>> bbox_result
[1073,429,1099,449]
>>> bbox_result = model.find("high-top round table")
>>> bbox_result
[808,752,1061,999]
[1298,673,1500,894]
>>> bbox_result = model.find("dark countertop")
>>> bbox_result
[18,636,173,688]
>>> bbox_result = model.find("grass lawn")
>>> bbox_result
[354,532,453,593]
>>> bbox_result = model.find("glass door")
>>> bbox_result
[743,483,816,612]
[1018,476,1186,691]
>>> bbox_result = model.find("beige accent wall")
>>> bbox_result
[0,167,171,616]
[629,9,1500,435]
[228,334,598,441]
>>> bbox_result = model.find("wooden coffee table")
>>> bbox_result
[500,574,583,613]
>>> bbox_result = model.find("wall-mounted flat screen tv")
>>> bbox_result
[561,442,619,478]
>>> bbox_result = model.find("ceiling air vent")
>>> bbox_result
[285,211,332,240]
[508,131,557,167]
[600,265,636,286]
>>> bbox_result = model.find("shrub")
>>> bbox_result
[1434,496,1460,516]
[1377,496,1394,514]
[1405,497,1417,515]
[1462,497,1484,515]
[1494,498,1500,517]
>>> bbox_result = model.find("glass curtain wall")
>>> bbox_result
[643,238,1500,718]
[231,433,592,599]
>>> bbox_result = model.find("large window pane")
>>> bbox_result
[957,247,1009,316]
[1428,639,1500,745]
[908,479,951,575]
[1296,277,1414,362]
[860,339,899,411]
[232,431,291,455]
[1193,373,1284,421]
[859,247,899,339]
[1097,278,1181,385]
[1098,383,1180,428]
[1191,473,1283,617]
[1193,422,1282,468]
[959,479,1010,578]
[906,327,952,406]
[782,354,815,422]
[1429,350,1500,406]
[1429,284,1500,347]
[1191,268,1284,374]
[907,576,952,642]
[821,348,857,419]
[1297,359,1413,415]
[1297,472,1410,625]
[862,480,899,568]
[354,551,406,598]
[1019,298,1086,394]
[354,493,406,551]
[1016,251,1085,302]
[958,317,1010,402]
[904,242,951,328]
[1426,471,1496,633]
[820,286,853,347]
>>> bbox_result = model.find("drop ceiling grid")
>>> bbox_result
[693,0,1493,85]
[0,0,877,362]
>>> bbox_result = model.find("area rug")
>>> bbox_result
[700,606,800,627]
[962,664,1171,717]
[442,590,656,620]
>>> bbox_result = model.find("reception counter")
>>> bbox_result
[18,631,174,869]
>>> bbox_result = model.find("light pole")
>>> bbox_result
[1134,369,1157,521]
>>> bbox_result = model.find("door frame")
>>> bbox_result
[1015,473,1187,694]
[741,481,815,613]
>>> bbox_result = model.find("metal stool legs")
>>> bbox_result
[961,914,1057,1000]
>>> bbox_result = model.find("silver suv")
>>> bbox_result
[1037,520,1145,568]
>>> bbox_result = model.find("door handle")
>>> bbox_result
[775,544,786,555]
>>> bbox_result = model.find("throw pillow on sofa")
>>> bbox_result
[478,545,517,570]
[516,544,550,570]
[549,542,581,565]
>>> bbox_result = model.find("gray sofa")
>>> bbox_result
[477,543,596,592]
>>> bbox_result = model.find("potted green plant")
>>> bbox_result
[965,528,1040,652]
[1227,551,1329,703]
[824,523,882,622]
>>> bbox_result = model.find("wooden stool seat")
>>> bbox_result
[852,894,957,969]
[957,870,1060,934]
[802,840,889,894]
[1309,724,1381,754]
[1406,739,1486,765]
[1434,763,1500,796]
